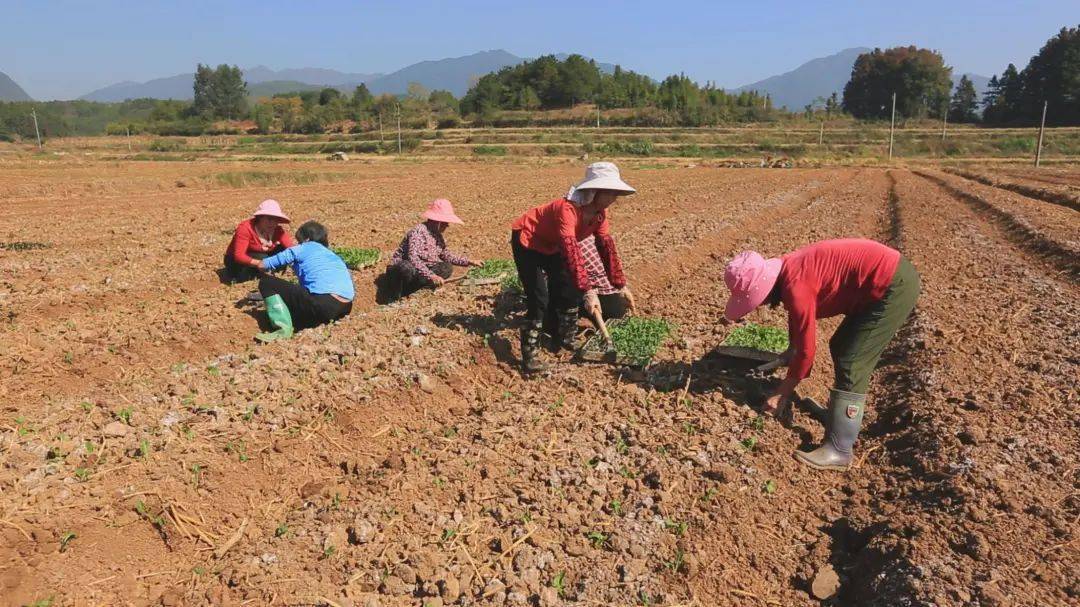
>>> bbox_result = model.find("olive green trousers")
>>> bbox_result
[829,257,921,394]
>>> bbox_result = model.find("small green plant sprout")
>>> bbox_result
[63,351,74,364]
[190,464,202,489]
[608,317,673,366]
[586,456,600,469]
[83,439,96,454]
[27,598,54,607]
[115,407,133,425]
[723,322,789,353]
[440,425,458,438]
[664,518,689,536]
[137,438,151,458]
[242,405,257,421]
[618,466,636,479]
[14,416,33,436]
[763,479,777,495]
[500,273,523,294]
[740,436,758,452]
[330,492,342,510]
[552,571,567,597]
[433,476,446,488]
[135,500,166,529]
[702,487,719,503]
[664,548,686,574]
[682,421,699,435]
[74,467,91,482]
[206,365,220,377]
[332,247,381,270]
[80,401,94,413]
[59,531,77,552]
[322,545,336,560]
[609,499,623,515]
[225,441,248,462]
[750,415,766,432]
[440,528,457,544]
[274,522,289,537]
[586,531,609,549]
[615,436,629,455]
[639,591,653,606]
[547,396,565,411]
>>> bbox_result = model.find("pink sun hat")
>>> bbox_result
[421,198,464,225]
[252,199,290,223]
[724,251,783,321]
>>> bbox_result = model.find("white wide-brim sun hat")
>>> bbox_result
[574,161,636,194]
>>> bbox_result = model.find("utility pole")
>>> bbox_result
[1034,100,1047,168]
[396,105,402,155]
[818,121,824,146]
[941,111,948,142]
[596,104,600,129]
[888,93,896,161]
[126,125,132,152]
[378,112,383,144]
[31,109,42,149]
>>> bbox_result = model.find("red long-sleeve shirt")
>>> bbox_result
[780,239,901,382]
[226,219,296,265]
[511,198,625,292]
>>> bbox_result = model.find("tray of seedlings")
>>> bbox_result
[575,317,673,368]
[712,322,789,374]
[459,259,518,287]
[333,247,382,270]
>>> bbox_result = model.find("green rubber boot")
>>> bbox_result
[255,294,294,343]
[794,389,866,471]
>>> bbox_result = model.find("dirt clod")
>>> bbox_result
[811,564,840,600]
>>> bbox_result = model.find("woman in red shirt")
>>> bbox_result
[510,162,635,372]
[724,239,920,471]
[223,199,296,282]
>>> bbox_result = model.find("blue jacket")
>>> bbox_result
[263,242,355,301]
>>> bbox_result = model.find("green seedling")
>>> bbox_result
[331,493,341,510]
[547,396,565,411]
[682,421,699,435]
[433,476,446,488]
[586,457,600,469]
[242,405,257,421]
[618,466,636,479]
[63,351,73,364]
[723,322,789,353]
[639,591,653,606]
[665,548,686,574]
[740,436,758,452]
[321,545,336,559]
[607,317,673,366]
[750,416,765,432]
[552,571,567,596]
[15,416,33,436]
[83,440,96,454]
[609,499,623,515]
[74,468,91,482]
[441,426,458,438]
[206,365,220,376]
[275,522,289,537]
[587,531,608,549]
[225,441,248,462]
[137,438,151,458]
[664,518,689,536]
[332,247,381,270]
[520,511,533,524]
[500,273,523,294]
[615,437,629,455]
[115,407,133,425]
[80,401,94,413]
[440,528,457,544]
[59,531,77,552]
[191,464,202,489]
[27,599,54,607]
[702,487,719,503]
[763,479,777,495]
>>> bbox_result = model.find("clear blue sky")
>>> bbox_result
[4,0,1077,99]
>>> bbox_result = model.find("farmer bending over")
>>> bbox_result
[254,221,354,342]
[511,162,634,373]
[224,199,295,282]
[723,239,920,471]
[384,199,480,301]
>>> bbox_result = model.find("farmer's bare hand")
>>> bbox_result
[622,286,637,315]
[763,392,789,418]
[431,275,445,287]
[469,260,484,267]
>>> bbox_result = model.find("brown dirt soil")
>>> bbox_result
[0,160,1076,607]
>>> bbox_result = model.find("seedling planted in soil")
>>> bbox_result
[552,571,567,596]
[587,531,609,549]
[59,531,76,552]
[466,259,516,279]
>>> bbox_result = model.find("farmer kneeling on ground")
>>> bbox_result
[511,162,635,373]
[223,199,296,283]
[383,199,480,301]
[723,238,920,471]
[254,221,355,342]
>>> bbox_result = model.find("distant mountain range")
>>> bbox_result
[734,47,990,111]
[11,48,990,108]
[0,71,33,101]
[76,50,619,102]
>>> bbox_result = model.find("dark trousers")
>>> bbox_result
[223,245,285,283]
[383,261,452,302]
[258,274,352,330]
[829,257,921,394]
[511,231,580,329]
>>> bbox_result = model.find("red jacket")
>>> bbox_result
[780,239,900,381]
[511,198,625,292]
[226,218,296,265]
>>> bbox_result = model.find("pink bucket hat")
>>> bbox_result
[421,198,463,225]
[724,251,783,321]
[252,199,290,223]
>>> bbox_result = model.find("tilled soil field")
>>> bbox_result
[1,159,1076,607]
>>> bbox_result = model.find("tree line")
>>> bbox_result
[460,54,774,126]
[842,25,1079,125]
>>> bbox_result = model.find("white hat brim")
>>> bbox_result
[574,175,636,194]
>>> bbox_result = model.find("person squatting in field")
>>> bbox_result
[724,238,921,471]
[511,162,634,373]
[382,198,481,302]
[223,199,296,282]
[253,221,355,342]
